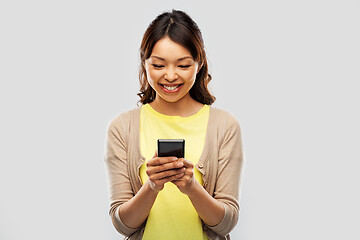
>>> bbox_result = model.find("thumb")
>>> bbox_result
[153,149,158,157]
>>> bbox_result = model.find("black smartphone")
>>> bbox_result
[157,139,185,158]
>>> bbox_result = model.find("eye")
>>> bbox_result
[152,64,164,69]
[179,65,191,69]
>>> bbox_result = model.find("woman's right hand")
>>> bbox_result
[146,150,186,192]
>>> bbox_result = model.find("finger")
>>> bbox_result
[179,158,193,168]
[147,156,178,167]
[185,168,194,176]
[146,160,184,175]
[157,172,185,185]
[169,172,185,181]
[147,150,158,169]
[171,168,194,184]
[148,167,185,181]
[171,178,182,184]
[177,167,193,180]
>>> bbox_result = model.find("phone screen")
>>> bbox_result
[157,139,185,158]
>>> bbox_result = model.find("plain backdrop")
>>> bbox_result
[1,0,359,239]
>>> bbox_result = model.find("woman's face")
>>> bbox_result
[144,36,200,104]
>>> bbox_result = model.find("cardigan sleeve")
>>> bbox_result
[104,114,141,237]
[206,113,244,237]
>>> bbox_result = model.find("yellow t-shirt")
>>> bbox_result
[139,103,210,240]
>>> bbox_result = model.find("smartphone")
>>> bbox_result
[157,139,185,158]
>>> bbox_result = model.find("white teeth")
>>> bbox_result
[163,85,180,91]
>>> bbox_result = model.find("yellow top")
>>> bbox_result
[139,103,210,240]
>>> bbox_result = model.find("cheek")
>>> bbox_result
[146,68,197,83]
[183,70,197,82]
[147,69,162,82]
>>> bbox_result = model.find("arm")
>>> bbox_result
[118,180,158,228]
[171,159,225,226]
[187,174,226,227]
[119,151,186,229]
[206,114,244,236]
[172,114,244,236]
[187,186,226,227]
[104,117,185,235]
[104,116,141,236]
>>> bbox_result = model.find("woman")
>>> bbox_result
[104,9,244,240]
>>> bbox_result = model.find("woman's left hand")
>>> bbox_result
[171,158,196,195]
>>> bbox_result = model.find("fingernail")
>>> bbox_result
[173,158,178,161]
[176,162,183,167]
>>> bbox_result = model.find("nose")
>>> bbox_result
[164,66,178,81]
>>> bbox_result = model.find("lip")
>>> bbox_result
[160,83,183,93]
[159,83,183,87]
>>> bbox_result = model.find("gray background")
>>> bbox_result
[0,0,359,239]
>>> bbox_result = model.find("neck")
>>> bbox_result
[150,94,203,117]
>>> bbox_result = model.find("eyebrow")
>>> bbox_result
[150,55,193,61]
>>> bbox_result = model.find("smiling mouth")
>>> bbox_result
[159,83,183,92]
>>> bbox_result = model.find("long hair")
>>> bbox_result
[136,9,216,107]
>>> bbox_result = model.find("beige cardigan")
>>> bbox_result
[104,105,244,240]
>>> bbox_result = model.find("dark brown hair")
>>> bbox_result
[136,9,216,107]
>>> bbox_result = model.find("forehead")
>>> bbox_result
[150,37,193,62]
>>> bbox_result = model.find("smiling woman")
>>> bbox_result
[137,10,216,117]
[104,9,244,240]
[143,36,201,115]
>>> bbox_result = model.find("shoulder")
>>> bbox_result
[209,106,241,130]
[106,106,141,133]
